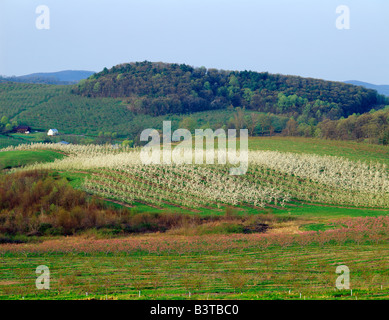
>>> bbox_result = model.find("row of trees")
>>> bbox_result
[178,107,289,137]
[279,107,389,145]
[178,106,389,146]
[318,108,389,145]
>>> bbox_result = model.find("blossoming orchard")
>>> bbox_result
[5,142,388,209]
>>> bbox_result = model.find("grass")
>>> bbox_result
[0,239,387,300]
[0,150,64,170]
[0,135,27,149]
[9,133,44,142]
[299,223,336,232]
[248,136,389,167]
[271,204,389,219]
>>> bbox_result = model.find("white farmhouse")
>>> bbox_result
[47,129,59,136]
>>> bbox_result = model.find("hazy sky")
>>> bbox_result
[0,0,388,84]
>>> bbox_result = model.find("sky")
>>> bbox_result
[0,0,388,84]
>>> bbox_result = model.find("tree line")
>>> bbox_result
[317,107,389,145]
[177,106,389,146]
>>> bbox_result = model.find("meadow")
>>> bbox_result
[0,137,388,300]
[248,136,389,167]
[0,150,64,170]
[0,215,388,300]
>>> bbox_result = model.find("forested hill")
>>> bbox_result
[73,61,386,121]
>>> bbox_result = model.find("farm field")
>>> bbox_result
[2,0,389,307]
[0,137,388,300]
[248,137,389,167]
[0,150,64,170]
[0,236,388,300]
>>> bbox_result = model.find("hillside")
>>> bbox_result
[345,80,389,97]
[74,61,385,120]
[0,62,388,144]
[0,70,95,85]
[0,82,243,138]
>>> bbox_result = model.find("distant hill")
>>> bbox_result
[73,61,384,119]
[0,70,95,85]
[345,81,389,97]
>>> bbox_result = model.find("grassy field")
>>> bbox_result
[0,135,28,149]
[0,150,64,170]
[0,137,388,300]
[0,237,388,300]
[248,136,389,167]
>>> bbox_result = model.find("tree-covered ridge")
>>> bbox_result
[74,61,385,120]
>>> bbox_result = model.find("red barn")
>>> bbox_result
[13,126,31,134]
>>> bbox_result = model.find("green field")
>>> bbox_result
[0,135,29,149]
[1,240,388,300]
[0,137,388,300]
[0,150,64,170]
[248,136,389,167]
